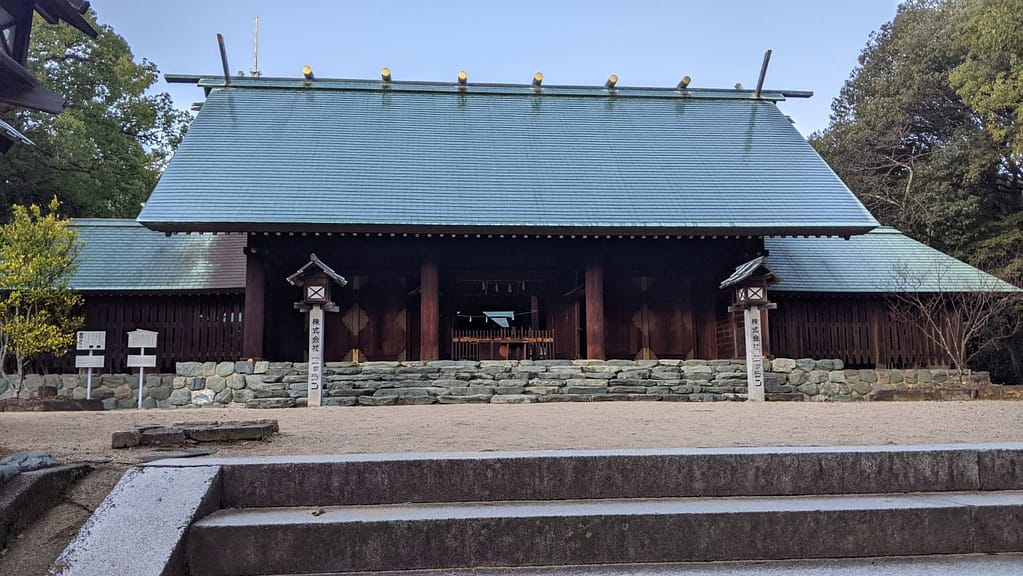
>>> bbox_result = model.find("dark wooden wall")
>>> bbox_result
[248,234,763,362]
[37,247,964,372]
[42,293,244,373]
[717,308,771,362]
[604,272,695,359]
[330,275,412,361]
[551,271,583,359]
[717,309,739,360]
[767,294,948,368]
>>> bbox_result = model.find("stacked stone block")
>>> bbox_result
[15,358,995,409]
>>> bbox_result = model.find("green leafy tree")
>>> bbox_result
[810,0,1023,275]
[812,0,1023,381]
[0,198,83,392]
[0,10,191,220]
[810,0,1011,259]
[947,0,1023,276]
[951,0,1023,160]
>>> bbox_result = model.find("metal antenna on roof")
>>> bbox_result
[251,17,261,78]
[754,49,772,98]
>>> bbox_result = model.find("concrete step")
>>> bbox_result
[152,444,1023,508]
[186,491,1023,575]
[266,553,1023,576]
[55,445,1023,575]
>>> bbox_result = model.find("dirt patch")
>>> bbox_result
[1,400,1023,573]
[0,464,126,575]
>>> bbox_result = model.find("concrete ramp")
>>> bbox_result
[52,445,1023,575]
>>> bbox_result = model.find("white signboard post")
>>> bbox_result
[287,254,347,408]
[722,257,776,403]
[75,331,106,399]
[127,329,158,410]
[307,306,324,407]
[744,307,766,402]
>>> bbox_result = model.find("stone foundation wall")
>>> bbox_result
[6,358,994,409]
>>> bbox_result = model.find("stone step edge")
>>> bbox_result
[185,491,1023,575]
[148,444,1023,508]
[194,490,1023,527]
[259,554,1023,576]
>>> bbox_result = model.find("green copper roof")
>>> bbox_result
[766,228,1018,293]
[69,219,245,292]
[138,77,877,235]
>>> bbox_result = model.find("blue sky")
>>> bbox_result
[93,1,901,135]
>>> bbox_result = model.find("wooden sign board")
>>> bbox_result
[307,306,324,407]
[75,355,105,368]
[127,329,158,349]
[76,331,106,351]
[126,354,157,368]
[744,306,766,402]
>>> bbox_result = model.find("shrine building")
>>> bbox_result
[115,73,1010,367]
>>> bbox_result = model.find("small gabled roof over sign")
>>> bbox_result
[720,256,780,289]
[766,227,1020,293]
[286,253,348,287]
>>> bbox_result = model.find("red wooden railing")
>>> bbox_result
[451,328,554,361]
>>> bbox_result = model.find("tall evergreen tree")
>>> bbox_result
[811,0,1016,268]
[949,0,1023,278]
[812,0,1023,379]
[0,10,191,220]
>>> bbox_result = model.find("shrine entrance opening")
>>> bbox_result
[448,276,554,360]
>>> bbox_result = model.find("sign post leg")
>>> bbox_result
[137,346,145,410]
[308,305,324,407]
[86,349,93,400]
[744,305,766,402]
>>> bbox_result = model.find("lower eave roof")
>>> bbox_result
[70,219,246,292]
[767,228,1019,293]
[69,220,1013,296]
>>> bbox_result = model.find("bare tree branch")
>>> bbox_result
[888,260,1021,384]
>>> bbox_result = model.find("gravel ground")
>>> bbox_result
[4,400,1023,463]
[2,400,1023,574]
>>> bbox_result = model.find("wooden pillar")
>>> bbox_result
[242,246,265,360]
[585,261,605,359]
[530,294,540,329]
[732,311,742,359]
[420,258,439,361]
[760,307,772,357]
[693,280,718,359]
